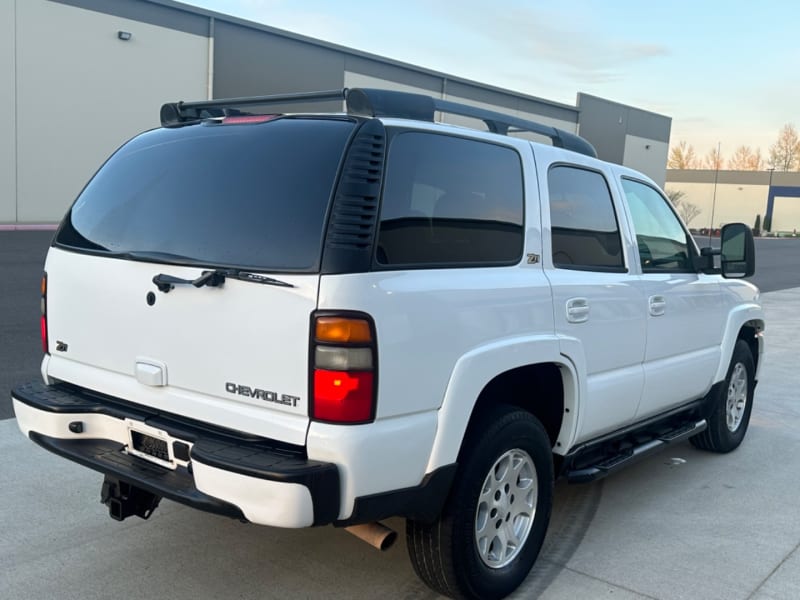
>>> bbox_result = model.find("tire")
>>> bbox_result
[690,339,755,453]
[406,405,554,600]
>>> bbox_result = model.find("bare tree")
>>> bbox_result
[768,123,800,171]
[666,189,685,205]
[666,188,701,226]
[668,141,698,169]
[702,146,724,170]
[678,202,702,225]
[728,146,764,170]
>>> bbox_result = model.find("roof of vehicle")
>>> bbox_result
[160,88,598,159]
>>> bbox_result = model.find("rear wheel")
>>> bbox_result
[407,405,554,599]
[690,340,755,453]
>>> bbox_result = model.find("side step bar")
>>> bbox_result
[566,419,707,484]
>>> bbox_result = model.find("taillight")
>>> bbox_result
[221,115,279,124]
[311,313,377,424]
[40,273,49,354]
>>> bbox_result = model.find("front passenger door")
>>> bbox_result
[618,177,725,419]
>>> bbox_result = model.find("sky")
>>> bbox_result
[181,0,798,163]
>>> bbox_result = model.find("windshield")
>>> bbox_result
[56,117,355,272]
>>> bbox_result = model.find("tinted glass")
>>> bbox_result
[57,118,355,271]
[548,166,624,270]
[376,132,524,266]
[621,178,693,272]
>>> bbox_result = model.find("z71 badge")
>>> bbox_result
[225,382,300,407]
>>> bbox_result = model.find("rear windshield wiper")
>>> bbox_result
[153,269,295,293]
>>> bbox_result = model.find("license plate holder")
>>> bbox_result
[125,420,176,470]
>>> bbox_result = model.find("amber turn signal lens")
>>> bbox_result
[315,317,372,343]
[41,275,47,296]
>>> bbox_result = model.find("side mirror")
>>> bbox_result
[720,223,755,278]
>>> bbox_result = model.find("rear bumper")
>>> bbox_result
[12,381,339,527]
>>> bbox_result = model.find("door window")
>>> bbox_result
[621,178,694,272]
[548,166,625,271]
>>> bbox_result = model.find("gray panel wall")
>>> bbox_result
[213,20,345,112]
[446,81,578,127]
[345,55,442,95]
[578,93,671,184]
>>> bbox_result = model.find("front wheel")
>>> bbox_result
[691,339,755,453]
[407,406,554,599]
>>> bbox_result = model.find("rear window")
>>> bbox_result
[56,117,355,272]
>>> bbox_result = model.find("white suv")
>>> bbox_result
[13,88,764,599]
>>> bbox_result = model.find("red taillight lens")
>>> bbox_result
[311,312,377,424]
[221,115,279,124]
[40,315,48,354]
[40,273,48,354]
[312,370,374,423]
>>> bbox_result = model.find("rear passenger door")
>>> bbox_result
[617,176,724,419]
[539,158,646,443]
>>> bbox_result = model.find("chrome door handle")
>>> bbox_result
[566,298,590,323]
[649,295,666,317]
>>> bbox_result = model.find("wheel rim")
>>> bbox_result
[474,448,537,569]
[726,362,748,432]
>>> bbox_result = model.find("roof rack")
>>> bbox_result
[160,88,597,158]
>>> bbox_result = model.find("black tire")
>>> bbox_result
[690,339,755,453]
[406,405,554,599]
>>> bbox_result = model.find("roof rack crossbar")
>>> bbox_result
[160,89,345,127]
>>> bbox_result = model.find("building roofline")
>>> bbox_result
[577,92,669,120]
[146,0,580,115]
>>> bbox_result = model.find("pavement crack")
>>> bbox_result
[746,538,800,599]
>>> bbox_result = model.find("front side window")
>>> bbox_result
[375,132,524,267]
[548,166,625,271]
[621,178,694,272]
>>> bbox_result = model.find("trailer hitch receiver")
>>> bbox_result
[101,476,161,521]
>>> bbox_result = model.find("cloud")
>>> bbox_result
[430,3,668,83]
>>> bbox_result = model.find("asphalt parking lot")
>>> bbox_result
[2,231,800,599]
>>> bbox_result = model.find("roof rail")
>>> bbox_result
[345,88,597,158]
[160,87,597,158]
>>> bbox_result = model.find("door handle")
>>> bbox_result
[566,298,590,323]
[649,295,666,317]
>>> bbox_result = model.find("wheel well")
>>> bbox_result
[738,321,762,373]
[463,363,564,450]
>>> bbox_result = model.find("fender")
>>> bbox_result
[714,303,765,383]
[425,335,582,472]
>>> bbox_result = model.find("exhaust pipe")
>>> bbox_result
[345,522,397,551]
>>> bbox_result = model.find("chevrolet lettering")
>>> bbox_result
[225,382,300,407]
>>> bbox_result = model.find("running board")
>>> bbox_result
[566,419,707,484]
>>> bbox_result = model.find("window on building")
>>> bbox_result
[376,132,524,267]
[548,166,625,270]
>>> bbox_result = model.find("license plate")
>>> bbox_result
[125,420,175,470]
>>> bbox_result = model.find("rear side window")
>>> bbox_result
[548,165,625,271]
[56,117,355,272]
[375,132,524,267]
